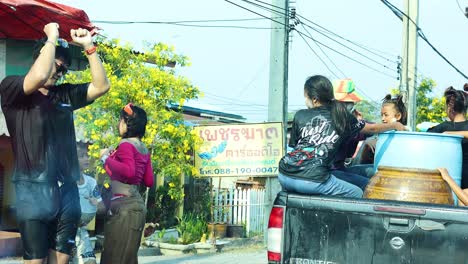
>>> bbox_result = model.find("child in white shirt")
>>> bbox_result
[76,172,102,264]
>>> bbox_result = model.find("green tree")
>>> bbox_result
[415,78,446,124]
[355,100,380,123]
[66,38,201,202]
[390,78,446,126]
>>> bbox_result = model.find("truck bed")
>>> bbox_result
[270,191,468,264]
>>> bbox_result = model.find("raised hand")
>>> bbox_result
[43,23,59,41]
[70,28,93,49]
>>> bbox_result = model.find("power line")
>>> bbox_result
[226,0,398,79]
[299,20,398,71]
[240,1,397,104]
[381,0,468,80]
[251,0,400,60]
[297,26,341,79]
[92,17,275,24]
[206,103,267,107]
[224,0,286,27]
[240,0,289,18]
[299,23,347,79]
[455,0,467,17]
[295,29,398,79]
[203,92,269,108]
[297,16,399,63]
[240,0,400,76]
[235,60,269,97]
[234,0,400,75]
[92,20,278,30]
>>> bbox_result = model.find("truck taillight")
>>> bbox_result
[267,206,284,262]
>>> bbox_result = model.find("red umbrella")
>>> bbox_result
[0,0,98,42]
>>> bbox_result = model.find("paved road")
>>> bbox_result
[0,245,268,264]
[139,246,267,264]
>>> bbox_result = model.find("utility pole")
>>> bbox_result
[268,0,290,135]
[400,0,419,130]
[265,0,290,243]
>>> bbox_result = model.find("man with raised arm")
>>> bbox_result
[0,22,110,264]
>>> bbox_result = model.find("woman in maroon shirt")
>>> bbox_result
[99,103,154,264]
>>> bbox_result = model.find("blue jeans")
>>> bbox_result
[344,164,376,178]
[332,169,369,191]
[278,173,363,198]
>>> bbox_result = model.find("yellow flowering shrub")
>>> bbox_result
[66,38,200,202]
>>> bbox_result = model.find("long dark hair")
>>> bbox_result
[382,94,408,125]
[444,85,468,117]
[304,75,349,134]
[120,104,148,139]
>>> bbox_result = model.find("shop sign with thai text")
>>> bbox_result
[194,122,283,177]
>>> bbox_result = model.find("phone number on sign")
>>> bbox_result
[199,167,278,175]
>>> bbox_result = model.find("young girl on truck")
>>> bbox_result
[278,75,406,197]
[350,94,408,167]
[428,85,468,188]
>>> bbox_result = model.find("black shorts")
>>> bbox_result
[15,181,81,260]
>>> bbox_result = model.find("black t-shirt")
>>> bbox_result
[279,106,365,182]
[428,120,468,188]
[0,75,91,183]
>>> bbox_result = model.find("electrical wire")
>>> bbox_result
[455,0,467,17]
[241,0,397,103]
[92,17,276,24]
[297,26,341,79]
[299,23,347,78]
[251,0,400,60]
[92,20,278,30]
[381,0,468,80]
[240,0,288,18]
[231,6,384,104]
[204,92,269,108]
[224,0,286,27]
[295,29,398,79]
[225,0,398,79]
[239,0,401,75]
[299,21,398,70]
[235,60,269,97]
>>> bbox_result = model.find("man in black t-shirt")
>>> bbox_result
[0,23,110,264]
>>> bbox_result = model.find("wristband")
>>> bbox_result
[85,45,97,55]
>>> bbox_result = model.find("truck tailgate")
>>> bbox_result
[280,192,468,264]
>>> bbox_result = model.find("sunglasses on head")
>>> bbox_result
[123,103,134,116]
[55,61,68,75]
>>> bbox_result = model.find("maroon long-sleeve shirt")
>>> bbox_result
[104,142,154,188]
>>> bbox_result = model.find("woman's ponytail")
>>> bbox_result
[330,99,349,135]
[444,86,467,115]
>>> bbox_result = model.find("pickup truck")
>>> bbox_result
[267,191,468,264]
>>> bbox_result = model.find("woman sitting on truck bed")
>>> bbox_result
[428,84,468,189]
[278,75,406,198]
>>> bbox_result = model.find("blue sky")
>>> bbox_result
[58,0,468,122]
